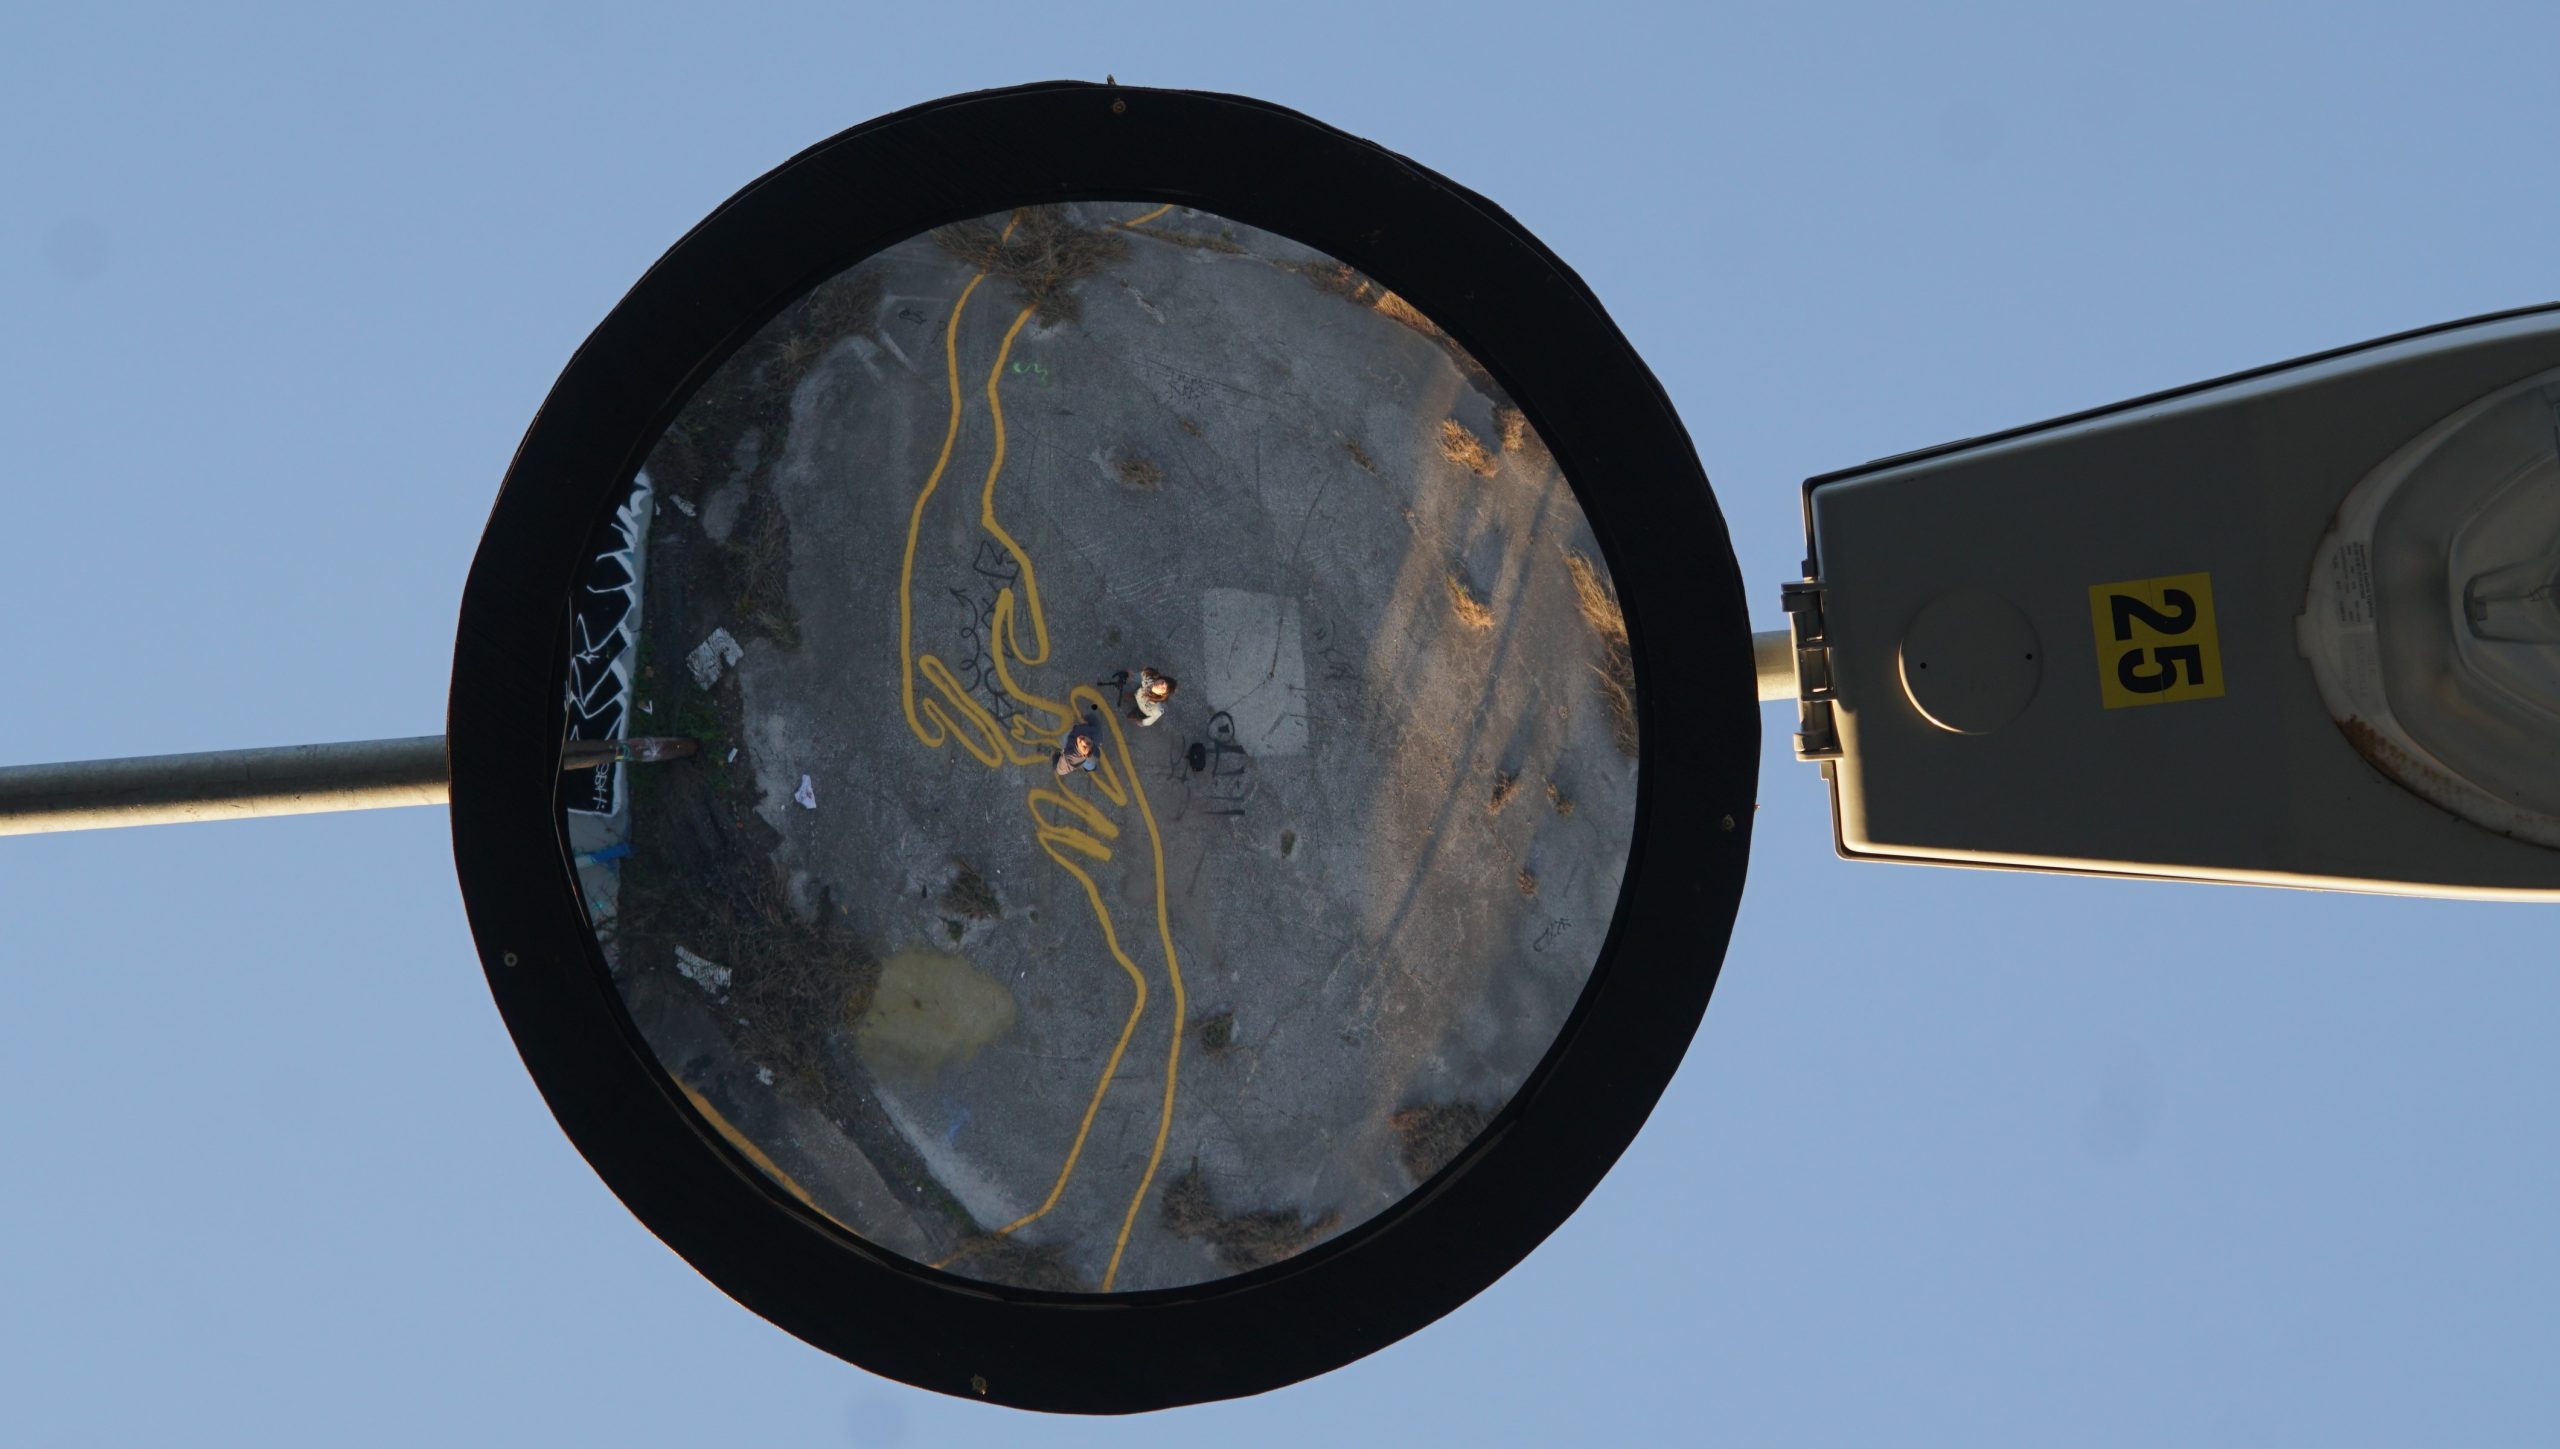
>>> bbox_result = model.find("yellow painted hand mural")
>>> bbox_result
[895,211,1187,1291]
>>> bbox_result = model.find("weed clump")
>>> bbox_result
[1197,1011,1235,1051]
[631,860,875,1104]
[726,488,801,648]
[933,206,1128,325]
[1487,770,1520,814]
[1161,1165,1339,1273]
[944,861,1001,920]
[636,270,888,653]
[1389,1101,1492,1181]
[1115,454,1166,489]
[768,271,884,392]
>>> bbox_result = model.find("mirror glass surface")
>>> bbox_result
[558,203,1640,1292]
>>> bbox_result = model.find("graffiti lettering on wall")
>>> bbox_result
[564,470,654,815]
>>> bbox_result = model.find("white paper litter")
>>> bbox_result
[673,945,731,994]
[669,494,698,518]
[686,627,744,689]
[794,774,818,809]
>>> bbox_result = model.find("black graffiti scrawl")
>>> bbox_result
[564,470,654,815]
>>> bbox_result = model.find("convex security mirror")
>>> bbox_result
[1779,306,2560,900]
[446,81,1756,1413]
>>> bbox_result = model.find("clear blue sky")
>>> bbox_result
[6,3,2557,1444]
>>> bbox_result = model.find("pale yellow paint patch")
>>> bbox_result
[855,947,1018,1080]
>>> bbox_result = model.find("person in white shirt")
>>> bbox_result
[1124,667,1178,727]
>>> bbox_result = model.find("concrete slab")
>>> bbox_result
[1200,588,1308,757]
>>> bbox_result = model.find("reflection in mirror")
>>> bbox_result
[560,203,1639,1293]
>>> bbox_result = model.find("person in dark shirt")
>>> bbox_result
[1054,715,1102,777]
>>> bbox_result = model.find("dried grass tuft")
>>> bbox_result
[1126,223,1245,254]
[1445,572,1495,630]
[1564,548,1637,756]
[1373,289,1437,334]
[1161,1166,1339,1273]
[1287,261,1511,402]
[1389,1102,1492,1181]
[1494,404,1547,462]
[933,206,1128,325]
[1563,549,1628,645]
[1438,418,1499,477]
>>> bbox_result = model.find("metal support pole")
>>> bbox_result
[0,736,450,837]
[1753,629,1796,704]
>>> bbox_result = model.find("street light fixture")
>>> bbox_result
[1780,305,2560,901]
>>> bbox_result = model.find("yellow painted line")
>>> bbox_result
[898,270,994,753]
[927,781,1135,1270]
[901,209,1031,756]
[1030,781,1122,842]
[1120,203,1175,228]
[930,808,1149,1275]
[991,588,1071,742]
[677,1080,821,1213]
[978,304,1052,668]
[1087,687,1187,1292]
[888,224,1189,1290]
[916,653,1009,767]
[1002,819,1153,1227]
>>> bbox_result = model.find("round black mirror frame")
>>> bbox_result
[449,79,1758,1414]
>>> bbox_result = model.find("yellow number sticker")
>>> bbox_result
[2087,572,2224,709]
